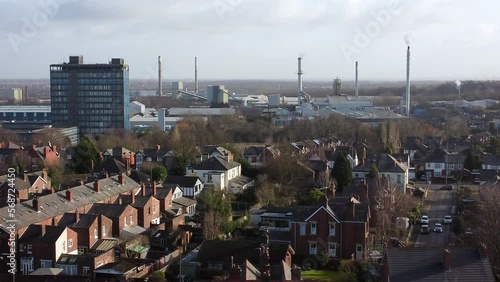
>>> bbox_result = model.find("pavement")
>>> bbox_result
[414,184,457,247]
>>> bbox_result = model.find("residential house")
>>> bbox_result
[403,137,429,166]
[0,170,50,206]
[87,203,138,239]
[102,146,135,166]
[322,147,358,170]
[55,248,115,277]
[188,156,241,191]
[0,144,60,172]
[243,145,278,168]
[353,153,409,193]
[135,145,174,170]
[256,195,370,263]
[380,246,495,282]
[482,154,500,171]
[18,225,78,274]
[196,145,233,163]
[191,239,294,280]
[424,149,448,179]
[57,213,113,253]
[163,175,204,198]
[172,196,197,216]
[127,187,162,229]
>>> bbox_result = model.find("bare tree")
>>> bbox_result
[475,183,500,275]
[202,210,223,240]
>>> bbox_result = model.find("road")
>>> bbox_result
[415,185,456,247]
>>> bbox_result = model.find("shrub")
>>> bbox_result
[339,259,357,273]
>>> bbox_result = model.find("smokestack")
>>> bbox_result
[195,57,198,94]
[297,57,303,104]
[158,56,163,96]
[405,46,411,117]
[355,61,359,97]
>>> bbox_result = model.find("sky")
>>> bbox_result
[1,0,499,81]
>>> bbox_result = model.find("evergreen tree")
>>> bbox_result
[151,166,168,183]
[332,152,352,193]
[70,136,102,174]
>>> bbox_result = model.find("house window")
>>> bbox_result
[397,175,401,184]
[329,223,336,236]
[309,242,317,255]
[153,205,156,214]
[129,215,133,225]
[94,227,98,239]
[68,239,73,248]
[124,217,127,226]
[310,222,317,235]
[299,224,306,236]
[83,266,90,274]
[103,225,106,236]
[27,244,32,254]
[328,243,337,257]
[208,263,224,270]
[62,241,66,251]
[40,260,52,268]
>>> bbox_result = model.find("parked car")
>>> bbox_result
[440,184,453,191]
[465,228,473,235]
[421,215,429,224]
[462,196,476,203]
[443,215,452,224]
[421,225,430,234]
[433,223,443,233]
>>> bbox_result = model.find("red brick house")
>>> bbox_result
[0,170,49,206]
[55,248,115,276]
[57,213,113,253]
[87,203,138,239]
[257,196,370,263]
[18,225,78,274]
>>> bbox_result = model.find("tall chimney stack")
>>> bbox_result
[158,56,163,96]
[405,46,411,117]
[297,57,304,104]
[355,61,359,97]
[195,57,199,94]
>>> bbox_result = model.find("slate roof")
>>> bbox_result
[31,226,66,243]
[384,247,495,282]
[329,197,370,222]
[425,149,448,163]
[102,147,133,158]
[93,158,127,175]
[198,145,231,157]
[73,214,99,229]
[137,147,173,158]
[482,154,500,166]
[354,153,407,173]
[88,203,132,219]
[0,173,47,191]
[130,196,153,209]
[0,174,139,232]
[192,156,240,171]
[196,240,292,266]
[172,197,197,208]
[58,253,99,266]
[243,146,265,156]
[164,175,201,187]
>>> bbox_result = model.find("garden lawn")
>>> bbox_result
[301,269,356,281]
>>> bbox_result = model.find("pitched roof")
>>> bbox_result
[196,240,291,266]
[192,156,240,171]
[243,146,265,156]
[137,147,173,158]
[164,175,201,187]
[102,147,133,158]
[0,174,139,231]
[384,247,495,282]
[73,214,99,229]
[31,226,66,243]
[354,153,408,173]
[198,145,231,156]
[88,203,132,218]
[93,157,127,175]
[172,197,197,208]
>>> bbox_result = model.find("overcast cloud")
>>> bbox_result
[1,0,499,81]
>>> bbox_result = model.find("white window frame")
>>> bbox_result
[94,227,98,239]
[129,215,133,225]
[328,243,337,257]
[310,222,317,235]
[68,238,73,248]
[309,242,317,255]
[124,217,127,226]
[329,223,336,236]
[27,244,32,254]
[102,225,106,236]
[299,224,306,236]
[83,266,90,274]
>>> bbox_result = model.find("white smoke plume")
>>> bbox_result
[404,34,412,46]
[455,80,462,89]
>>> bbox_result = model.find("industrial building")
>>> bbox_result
[207,85,228,105]
[0,105,51,122]
[50,56,130,136]
[9,88,23,103]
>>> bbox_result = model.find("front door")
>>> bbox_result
[355,244,363,259]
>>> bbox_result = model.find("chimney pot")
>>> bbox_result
[94,180,100,193]
[156,145,160,151]
[480,244,488,260]
[52,145,57,153]
[153,181,157,195]
[66,189,73,201]
[33,196,40,211]
[119,173,125,185]
[142,183,146,197]
[42,168,48,181]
